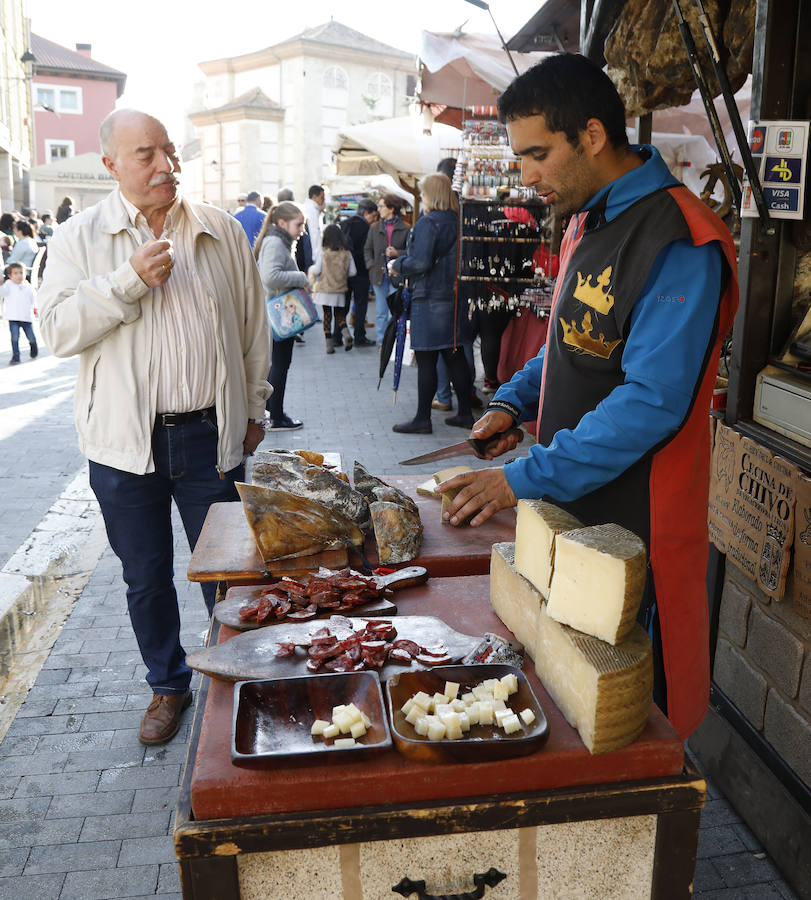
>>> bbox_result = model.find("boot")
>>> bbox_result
[325,336,335,355]
[30,343,38,359]
[341,325,353,351]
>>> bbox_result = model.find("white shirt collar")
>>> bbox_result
[118,188,182,233]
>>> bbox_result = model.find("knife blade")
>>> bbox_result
[398,428,524,467]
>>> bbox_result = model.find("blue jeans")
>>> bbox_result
[436,341,475,405]
[373,279,393,340]
[9,320,36,359]
[89,412,243,695]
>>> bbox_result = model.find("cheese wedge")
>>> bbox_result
[514,500,583,598]
[490,542,542,652]
[491,544,652,754]
[415,465,473,497]
[547,524,647,645]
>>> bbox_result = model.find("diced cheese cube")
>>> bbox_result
[459,711,471,732]
[444,681,460,700]
[401,698,414,716]
[446,720,463,740]
[310,719,330,736]
[494,707,512,726]
[461,692,476,705]
[547,523,646,645]
[492,698,507,711]
[332,704,346,717]
[333,737,356,748]
[344,704,362,725]
[466,702,480,725]
[500,673,519,695]
[478,703,494,725]
[350,720,367,739]
[502,713,521,734]
[361,713,371,728]
[434,703,454,718]
[427,719,447,741]
[414,715,429,736]
[451,698,467,712]
[520,708,536,725]
[472,684,492,701]
[322,723,340,739]
[411,691,432,711]
[492,681,509,701]
[432,692,449,707]
[438,710,460,729]
[405,705,422,726]
[514,500,583,599]
[483,679,499,693]
[334,711,354,734]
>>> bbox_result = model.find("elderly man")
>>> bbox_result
[38,109,270,745]
[439,54,738,741]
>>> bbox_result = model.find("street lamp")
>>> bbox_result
[462,0,520,76]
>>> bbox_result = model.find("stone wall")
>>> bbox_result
[714,562,811,786]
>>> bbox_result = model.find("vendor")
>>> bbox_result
[438,53,739,740]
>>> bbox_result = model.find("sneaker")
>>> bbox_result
[431,399,453,412]
[30,346,38,359]
[445,414,475,429]
[392,419,432,434]
[267,415,303,431]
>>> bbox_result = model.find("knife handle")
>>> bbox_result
[468,427,524,459]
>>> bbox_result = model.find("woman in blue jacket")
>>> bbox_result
[389,174,472,433]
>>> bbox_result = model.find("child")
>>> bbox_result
[1,262,38,365]
[309,224,356,353]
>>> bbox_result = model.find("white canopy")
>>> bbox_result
[332,114,463,183]
[418,31,549,108]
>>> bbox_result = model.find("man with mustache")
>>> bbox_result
[38,109,270,745]
[439,55,739,741]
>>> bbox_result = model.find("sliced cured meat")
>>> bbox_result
[391,639,420,658]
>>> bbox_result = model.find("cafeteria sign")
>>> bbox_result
[742,119,809,220]
[708,422,797,600]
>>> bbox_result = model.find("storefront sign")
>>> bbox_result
[793,474,811,620]
[708,423,796,599]
[741,120,809,221]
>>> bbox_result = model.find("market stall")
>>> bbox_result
[175,450,706,899]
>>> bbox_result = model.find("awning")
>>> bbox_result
[332,115,463,185]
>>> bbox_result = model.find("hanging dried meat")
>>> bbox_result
[236,482,364,563]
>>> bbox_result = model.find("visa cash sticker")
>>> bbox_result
[742,120,808,220]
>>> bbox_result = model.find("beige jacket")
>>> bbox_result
[38,189,271,475]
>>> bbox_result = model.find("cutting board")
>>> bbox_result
[214,588,397,630]
[186,615,481,683]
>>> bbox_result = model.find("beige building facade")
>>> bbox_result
[187,20,415,207]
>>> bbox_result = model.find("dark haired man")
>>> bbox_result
[233,190,266,248]
[439,54,739,740]
[341,197,377,346]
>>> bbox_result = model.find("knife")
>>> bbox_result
[398,428,524,467]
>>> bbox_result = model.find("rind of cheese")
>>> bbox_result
[491,543,652,755]
[416,465,473,498]
[490,542,542,652]
[547,523,647,645]
[514,500,583,599]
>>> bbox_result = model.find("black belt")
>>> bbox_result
[156,406,215,427]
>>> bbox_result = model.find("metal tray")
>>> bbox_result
[385,664,549,764]
[232,671,392,764]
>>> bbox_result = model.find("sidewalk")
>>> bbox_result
[0,308,800,899]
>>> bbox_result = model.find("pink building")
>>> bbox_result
[31,34,126,166]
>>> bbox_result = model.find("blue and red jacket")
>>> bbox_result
[492,146,739,738]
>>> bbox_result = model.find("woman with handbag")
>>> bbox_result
[364,194,409,347]
[254,202,308,431]
[388,174,472,434]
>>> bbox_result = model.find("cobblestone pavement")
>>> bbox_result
[0,305,800,898]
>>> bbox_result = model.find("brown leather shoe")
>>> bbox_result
[139,690,193,745]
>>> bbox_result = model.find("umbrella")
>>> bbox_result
[376,286,409,391]
[390,287,412,405]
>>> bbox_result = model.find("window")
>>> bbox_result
[366,72,392,101]
[36,87,55,109]
[45,140,75,163]
[34,83,83,114]
[323,66,348,91]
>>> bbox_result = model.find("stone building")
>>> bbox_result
[187,20,416,207]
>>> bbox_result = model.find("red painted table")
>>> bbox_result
[187,474,517,585]
[175,576,705,899]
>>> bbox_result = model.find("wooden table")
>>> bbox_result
[175,576,704,899]
[187,475,517,584]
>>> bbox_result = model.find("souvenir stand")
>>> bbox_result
[450,106,555,388]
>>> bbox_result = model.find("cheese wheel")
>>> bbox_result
[490,542,542,652]
[547,523,647,645]
[514,500,583,599]
[491,543,653,755]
